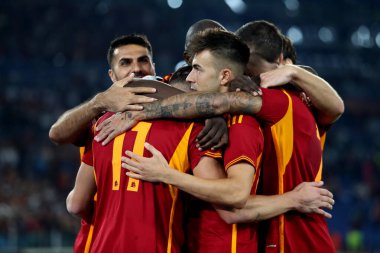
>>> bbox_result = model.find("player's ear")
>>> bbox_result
[278,53,285,64]
[152,62,156,76]
[108,69,117,83]
[220,68,232,86]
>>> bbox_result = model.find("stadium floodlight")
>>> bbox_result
[225,0,247,14]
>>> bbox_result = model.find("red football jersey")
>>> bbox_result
[82,112,220,253]
[256,88,335,253]
[187,114,264,253]
[74,145,95,253]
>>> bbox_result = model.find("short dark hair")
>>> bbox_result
[107,34,153,67]
[169,65,192,85]
[236,20,283,63]
[186,28,249,72]
[282,36,297,63]
[184,19,226,64]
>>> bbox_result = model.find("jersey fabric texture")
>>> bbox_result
[187,114,264,253]
[81,112,220,253]
[256,88,335,253]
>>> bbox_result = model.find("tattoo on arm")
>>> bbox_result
[140,91,262,120]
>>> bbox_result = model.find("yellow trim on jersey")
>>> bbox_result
[84,224,94,253]
[231,223,237,253]
[270,89,293,253]
[204,151,222,159]
[166,123,194,253]
[315,159,323,182]
[279,215,285,253]
[112,133,126,191]
[79,146,85,160]
[315,124,325,182]
[320,132,327,150]
[225,156,256,171]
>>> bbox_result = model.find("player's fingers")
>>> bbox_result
[125,171,142,179]
[121,156,141,169]
[144,142,161,157]
[197,127,217,145]
[95,126,113,142]
[122,163,141,174]
[101,131,119,146]
[211,133,229,150]
[321,196,335,207]
[122,73,135,85]
[122,105,144,111]
[124,87,157,94]
[124,150,144,163]
[96,117,113,131]
[199,125,224,149]
[196,123,212,142]
[198,138,218,150]
[114,73,135,87]
[316,208,332,219]
[319,188,333,198]
[302,181,324,188]
[128,95,157,104]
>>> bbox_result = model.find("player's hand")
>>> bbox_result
[121,142,170,183]
[96,73,157,112]
[290,181,334,219]
[228,75,262,96]
[94,111,140,145]
[196,117,228,151]
[259,64,294,88]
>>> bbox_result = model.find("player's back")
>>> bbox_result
[90,112,206,253]
[256,88,335,253]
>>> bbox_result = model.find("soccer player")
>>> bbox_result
[102,20,343,252]
[183,19,227,64]
[67,96,224,252]
[121,29,335,253]
[236,20,340,253]
[49,34,159,146]
[167,65,193,92]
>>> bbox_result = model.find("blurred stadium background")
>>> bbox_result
[1,0,380,252]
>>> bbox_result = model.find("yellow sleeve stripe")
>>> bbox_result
[225,156,256,171]
[204,151,222,159]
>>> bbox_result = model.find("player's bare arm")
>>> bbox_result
[216,181,335,224]
[66,162,97,220]
[260,64,344,126]
[122,142,254,208]
[95,90,262,144]
[49,74,156,145]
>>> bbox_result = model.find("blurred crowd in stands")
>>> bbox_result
[1,0,380,252]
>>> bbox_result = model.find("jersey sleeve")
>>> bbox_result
[187,122,222,170]
[81,125,95,166]
[81,112,113,166]
[223,115,263,170]
[255,88,289,126]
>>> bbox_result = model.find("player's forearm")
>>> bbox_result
[49,95,104,145]
[217,193,297,224]
[290,65,344,125]
[161,168,249,208]
[138,91,262,121]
